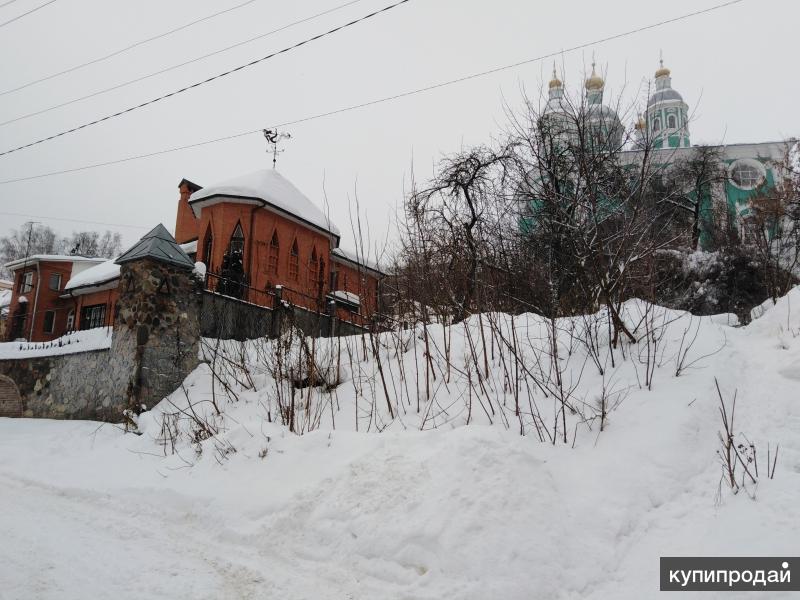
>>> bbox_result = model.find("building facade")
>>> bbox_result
[3,169,383,342]
[535,57,792,249]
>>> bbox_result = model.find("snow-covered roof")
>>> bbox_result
[331,247,384,275]
[329,290,360,306]
[3,254,105,271]
[64,258,120,292]
[189,169,340,238]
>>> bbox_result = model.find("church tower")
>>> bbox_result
[646,56,690,149]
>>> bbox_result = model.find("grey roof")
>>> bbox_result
[648,89,684,106]
[115,224,195,270]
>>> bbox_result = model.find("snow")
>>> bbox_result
[1,290,800,598]
[180,240,198,254]
[331,246,383,274]
[189,169,341,236]
[2,254,105,271]
[0,327,112,358]
[330,289,360,305]
[193,261,207,281]
[63,258,120,291]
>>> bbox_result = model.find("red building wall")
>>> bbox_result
[174,180,202,244]
[5,261,74,342]
[332,259,380,318]
[196,203,334,307]
[74,288,119,331]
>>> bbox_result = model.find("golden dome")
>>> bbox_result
[548,63,562,89]
[585,70,604,91]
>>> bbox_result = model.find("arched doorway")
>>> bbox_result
[0,375,22,418]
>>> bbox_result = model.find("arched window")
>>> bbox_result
[268,231,279,275]
[653,118,661,132]
[219,222,246,298]
[308,248,318,289]
[288,240,299,281]
[202,225,213,269]
[667,114,677,129]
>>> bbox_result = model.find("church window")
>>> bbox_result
[202,225,213,270]
[308,248,318,289]
[268,231,279,275]
[653,118,661,132]
[289,240,299,281]
[219,222,246,298]
[667,115,677,129]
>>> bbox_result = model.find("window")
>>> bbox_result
[66,309,75,332]
[80,304,106,330]
[202,225,213,269]
[268,231,279,275]
[19,271,33,294]
[730,159,765,190]
[308,248,318,288]
[43,310,55,334]
[667,115,677,129]
[652,118,661,132]
[288,240,299,281]
[49,273,62,291]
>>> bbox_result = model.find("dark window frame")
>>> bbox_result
[49,272,62,291]
[43,310,56,334]
[80,304,107,330]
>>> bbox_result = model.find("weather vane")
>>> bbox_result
[263,128,292,169]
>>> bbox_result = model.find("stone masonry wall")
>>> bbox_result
[0,347,134,420]
[115,259,202,412]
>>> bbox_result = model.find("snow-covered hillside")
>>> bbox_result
[1,290,799,599]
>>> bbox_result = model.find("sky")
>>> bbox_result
[0,0,797,258]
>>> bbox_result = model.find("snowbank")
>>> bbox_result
[1,293,799,598]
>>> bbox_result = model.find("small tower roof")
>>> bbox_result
[585,60,604,91]
[548,63,562,89]
[115,224,195,270]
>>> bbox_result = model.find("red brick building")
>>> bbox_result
[176,168,383,323]
[3,169,383,341]
[3,255,106,342]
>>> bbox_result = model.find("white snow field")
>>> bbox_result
[1,290,799,599]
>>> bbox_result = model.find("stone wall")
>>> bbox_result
[0,257,202,422]
[0,374,22,417]
[0,348,134,420]
[115,259,202,412]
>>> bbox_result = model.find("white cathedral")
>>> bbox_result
[542,57,791,246]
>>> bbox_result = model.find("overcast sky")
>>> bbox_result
[0,0,797,258]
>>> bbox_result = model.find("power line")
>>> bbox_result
[0,211,150,229]
[0,0,411,156]
[0,0,365,110]
[0,0,57,28]
[0,0,261,97]
[0,0,22,9]
[0,0,746,185]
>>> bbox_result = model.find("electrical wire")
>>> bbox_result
[0,0,411,156]
[0,0,22,9]
[0,211,150,229]
[0,0,364,110]
[0,0,746,184]
[0,0,261,97]
[0,0,57,28]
